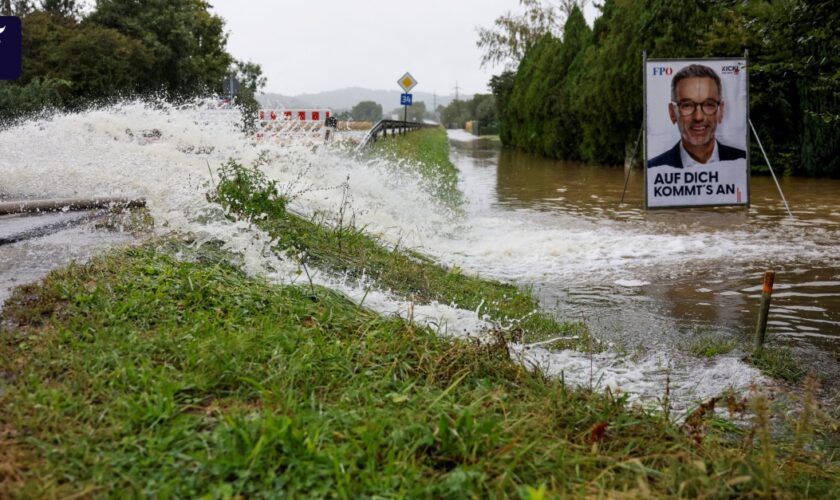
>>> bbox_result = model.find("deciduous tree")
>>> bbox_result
[20,11,153,102]
[350,101,383,122]
[88,0,233,97]
[476,0,587,69]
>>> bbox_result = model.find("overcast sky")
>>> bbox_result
[209,1,597,97]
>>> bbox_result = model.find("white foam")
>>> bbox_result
[512,345,766,415]
[615,279,650,287]
[446,129,480,142]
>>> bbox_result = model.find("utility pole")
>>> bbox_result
[453,81,460,102]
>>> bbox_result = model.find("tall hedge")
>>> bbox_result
[493,0,840,177]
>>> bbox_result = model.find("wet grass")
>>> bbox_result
[1,242,837,497]
[683,328,738,358]
[749,345,808,383]
[366,127,464,209]
[209,153,585,347]
[681,326,809,384]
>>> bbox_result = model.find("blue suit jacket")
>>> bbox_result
[648,141,746,168]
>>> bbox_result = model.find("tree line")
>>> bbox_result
[345,96,502,132]
[0,0,265,126]
[439,94,499,134]
[338,100,436,123]
[485,0,838,177]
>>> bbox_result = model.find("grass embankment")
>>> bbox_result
[366,127,464,209]
[1,128,837,496]
[212,128,580,346]
[2,243,837,497]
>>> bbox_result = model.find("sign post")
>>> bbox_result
[397,72,417,123]
[400,92,413,123]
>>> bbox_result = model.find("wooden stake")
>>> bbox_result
[754,271,775,351]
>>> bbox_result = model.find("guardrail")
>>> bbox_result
[357,120,437,150]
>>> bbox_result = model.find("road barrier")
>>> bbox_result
[256,109,337,143]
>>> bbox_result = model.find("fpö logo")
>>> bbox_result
[721,62,746,75]
[652,67,673,76]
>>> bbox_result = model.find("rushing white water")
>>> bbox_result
[1,101,491,337]
[4,101,836,412]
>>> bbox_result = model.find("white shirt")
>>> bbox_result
[680,140,719,168]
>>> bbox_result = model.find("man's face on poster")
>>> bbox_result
[668,77,724,150]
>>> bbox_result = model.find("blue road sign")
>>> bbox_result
[0,17,22,80]
[400,93,413,106]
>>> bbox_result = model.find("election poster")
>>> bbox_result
[645,58,749,209]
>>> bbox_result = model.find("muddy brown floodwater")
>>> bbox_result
[447,136,840,383]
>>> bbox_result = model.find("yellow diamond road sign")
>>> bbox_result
[398,72,417,92]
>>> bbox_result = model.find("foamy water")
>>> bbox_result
[5,101,834,411]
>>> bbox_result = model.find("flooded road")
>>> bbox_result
[447,136,840,360]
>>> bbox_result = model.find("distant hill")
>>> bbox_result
[257,87,470,112]
[256,93,311,109]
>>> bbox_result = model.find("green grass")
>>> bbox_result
[679,326,808,385]
[1,242,837,497]
[210,151,587,348]
[748,346,807,383]
[680,326,809,385]
[366,127,464,209]
[683,329,737,358]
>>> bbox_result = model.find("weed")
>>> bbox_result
[793,375,819,456]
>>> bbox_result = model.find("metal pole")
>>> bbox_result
[642,50,648,210]
[754,270,776,351]
[620,126,643,204]
[404,105,407,123]
[744,49,751,210]
[749,119,793,218]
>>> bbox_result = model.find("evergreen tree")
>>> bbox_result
[488,0,838,176]
[702,0,839,176]
[489,71,516,142]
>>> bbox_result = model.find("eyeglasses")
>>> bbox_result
[671,100,720,116]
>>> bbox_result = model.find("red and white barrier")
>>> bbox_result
[256,108,336,144]
[258,109,331,122]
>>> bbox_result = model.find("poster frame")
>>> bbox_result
[643,55,751,210]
